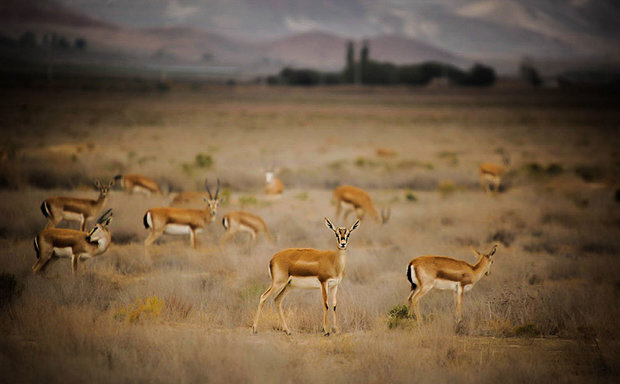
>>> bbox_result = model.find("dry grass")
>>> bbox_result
[0,86,619,383]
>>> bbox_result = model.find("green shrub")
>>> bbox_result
[514,323,539,337]
[387,304,411,329]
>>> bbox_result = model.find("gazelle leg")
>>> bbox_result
[343,208,353,221]
[46,215,62,229]
[330,285,339,333]
[253,279,288,334]
[189,229,197,249]
[320,281,330,335]
[71,254,80,276]
[79,215,86,232]
[144,229,163,247]
[32,246,54,274]
[456,284,464,322]
[356,208,365,221]
[493,177,500,194]
[411,285,432,323]
[273,283,293,335]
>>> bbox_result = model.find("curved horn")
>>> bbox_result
[205,178,213,200]
[97,208,113,224]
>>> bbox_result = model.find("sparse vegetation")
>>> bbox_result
[0,86,618,383]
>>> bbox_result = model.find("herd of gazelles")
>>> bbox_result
[32,156,509,335]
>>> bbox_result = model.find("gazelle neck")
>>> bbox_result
[471,254,490,283]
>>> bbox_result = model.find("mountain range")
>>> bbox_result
[1,0,618,77]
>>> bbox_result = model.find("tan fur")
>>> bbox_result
[42,180,113,231]
[479,156,510,194]
[117,174,161,195]
[33,210,113,276]
[252,218,359,336]
[265,171,283,195]
[333,185,389,224]
[144,180,220,250]
[406,245,498,323]
[170,191,210,207]
[221,211,274,246]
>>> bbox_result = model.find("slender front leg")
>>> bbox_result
[253,284,274,334]
[456,284,464,322]
[190,229,197,249]
[320,281,329,336]
[273,283,293,335]
[71,254,80,276]
[329,285,339,334]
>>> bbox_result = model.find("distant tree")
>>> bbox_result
[19,31,37,48]
[344,40,355,83]
[74,37,87,50]
[457,63,496,86]
[202,52,214,62]
[56,36,70,49]
[359,40,369,84]
[519,58,542,87]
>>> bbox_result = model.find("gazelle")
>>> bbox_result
[170,191,210,208]
[114,174,161,196]
[333,185,390,224]
[252,218,360,336]
[264,169,283,196]
[33,209,113,276]
[479,154,510,194]
[40,179,114,231]
[221,211,274,246]
[406,244,498,323]
[143,179,220,249]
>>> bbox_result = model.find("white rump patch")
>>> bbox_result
[132,185,152,196]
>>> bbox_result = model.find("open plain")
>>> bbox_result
[0,84,619,383]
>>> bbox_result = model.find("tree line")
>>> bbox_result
[267,40,496,87]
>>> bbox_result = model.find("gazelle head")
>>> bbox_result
[203,178,221,221]
[470,244,498,276]
[86,209,113,243]
[325,217,360,250]
[94,179,115,198]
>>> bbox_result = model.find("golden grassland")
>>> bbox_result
[0,85,619,383]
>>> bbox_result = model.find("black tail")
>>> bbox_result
[143,212,150,229]
[40,201,49,218]
[114,174,122,181]
[33,236,40,259]
[407,264,417,291]
[222,216,228,230]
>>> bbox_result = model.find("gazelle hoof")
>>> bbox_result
[323,332,330,337]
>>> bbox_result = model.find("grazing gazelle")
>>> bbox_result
[252,218,360,336]
[264,169,283,196]
[479,154,510,194]
[406,244,498,323]
[41,179,114,231]
[169,191,210,208]
[220,211,274,246]
[33,209,113,275]
[333,185,390,224]
[114,173,161,196]
[143,179,220,249]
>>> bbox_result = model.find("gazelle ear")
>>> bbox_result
[469,245,481,257]
[488,244,498,257]
[108,179,115,187]
[94,180,102,189]
[104,217,113,226]
[350,220,360,232]
[325,217,336,231]
[202,195,208,202]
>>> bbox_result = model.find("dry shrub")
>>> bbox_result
[115,296,164,323]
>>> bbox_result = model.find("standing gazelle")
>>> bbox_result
[41,179,114,231]
[33,209,113,275]
[221,211,274,246]
[406,244,498,323]
[479,154,510,194]
[143,179,220,249]
[333,185,390,224]
[252,218,360,336]
[114,174,161,196]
